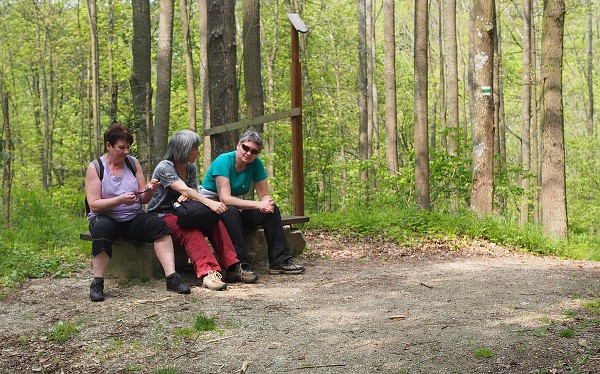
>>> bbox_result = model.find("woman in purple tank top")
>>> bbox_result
[84,124,190,302]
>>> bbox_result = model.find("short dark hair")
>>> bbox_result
[164,130,201,163]
[104,123,134,152]
[238,128,263,149]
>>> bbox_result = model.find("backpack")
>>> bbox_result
[85,156,137,215]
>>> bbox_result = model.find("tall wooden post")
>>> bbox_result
[288,13,307,216]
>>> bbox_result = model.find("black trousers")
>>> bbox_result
[219,204,292,267]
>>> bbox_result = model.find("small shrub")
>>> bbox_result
[48,320,78,342]
[155,366,178,374]
[558,328,575,338]
[474,348,496,358]
[194,313,216,332]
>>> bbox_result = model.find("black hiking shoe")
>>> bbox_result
[89,277,105,302]
[166,272,191,294]
[226,263,259,283]
[269,260,305,275]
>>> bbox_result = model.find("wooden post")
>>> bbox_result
[288,13,307,216]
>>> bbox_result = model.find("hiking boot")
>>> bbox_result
[269,260,305,275]
[89,277,105,302]
[202,270,227,291]
[226,263,258,284]
[166,272,191,294]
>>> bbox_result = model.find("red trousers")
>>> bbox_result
[162,214,239,278]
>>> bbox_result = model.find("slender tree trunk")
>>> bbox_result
[414,0,430,210]
[438,0,447,150]
[383,0,398,174]
[586,0,594,136]
[130,0,153,175]
[470,0,495,216]
[446,0,458,156]
[262,2,280,180]
[198,0,211,170]
[154,0,175,169]
[1,79,12,228]
[540,0,567,239]
[179,0,197,132]
[358,0,369,183]
[242,0,265,127]
[108,1,117,123]
[520,0,533,225]
[208,0,239,158]
[493,3,506,212]
[85,0,101,159]
[531,0,541,223]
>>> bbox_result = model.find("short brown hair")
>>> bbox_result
[104,123,134,151]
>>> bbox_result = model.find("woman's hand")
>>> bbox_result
[208,200,227,214]
[258,198,275,214]
[121,192,137,205]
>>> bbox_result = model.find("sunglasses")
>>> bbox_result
[241,144,260,155]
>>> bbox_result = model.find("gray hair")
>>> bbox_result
[239,129,263,149]
[164,130,201,163]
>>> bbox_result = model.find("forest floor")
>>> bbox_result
[1,231,600,374]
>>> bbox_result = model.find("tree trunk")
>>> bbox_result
[130,0,153,175]
[358,0,369,183]
[540,0,567,239]
[85,0,101,159]
[242,0,265,126]
[438,0,447,150]
[446,0,458,156]
[198,0,211,172]
[531,1,541,223]
[262,2,280,180]
[585,0,594,136]
[208,0,239,159]
[154,0,175,169]
[108,1,117,123]
[179,0,197,132]
[383,0,398,174]
[414,0,430,210]
[520,0,532,225]
[1,79,12,228]
[470,0,495,216]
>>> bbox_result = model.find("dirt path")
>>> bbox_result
[1,232,599,373]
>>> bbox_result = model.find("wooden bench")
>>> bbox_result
[80,215,310,279]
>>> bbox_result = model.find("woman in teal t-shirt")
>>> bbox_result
[201,129,305,275]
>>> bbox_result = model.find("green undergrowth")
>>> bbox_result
[306,205,600,261]
[0,190,89,288]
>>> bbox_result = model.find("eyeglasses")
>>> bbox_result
[241,144,260,155]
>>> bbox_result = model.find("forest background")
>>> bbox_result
[0,0,599,286]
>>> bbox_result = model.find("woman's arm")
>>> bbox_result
[216,176,273,212]
[169,179,227,214]
[133,158,160,204]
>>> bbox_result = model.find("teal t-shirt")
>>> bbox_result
[202,151,267,196]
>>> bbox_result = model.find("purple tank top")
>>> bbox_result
[87,156,143,222]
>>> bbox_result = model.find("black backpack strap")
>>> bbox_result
[124,155,137,176]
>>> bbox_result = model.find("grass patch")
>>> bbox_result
[558,328,575,338]
[473,348,496,358]
[155,366,178,374]
[583,298,600,314]
[194,313,217,332]
[47,320,78,342]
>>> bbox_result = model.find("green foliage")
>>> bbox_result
[558,328,575,338]
[154,367,178,374]
[0,188,89,287]
[473,348,496,358]
[47,320,78,342]
[307,203,599,261]
[194,313,217,332]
